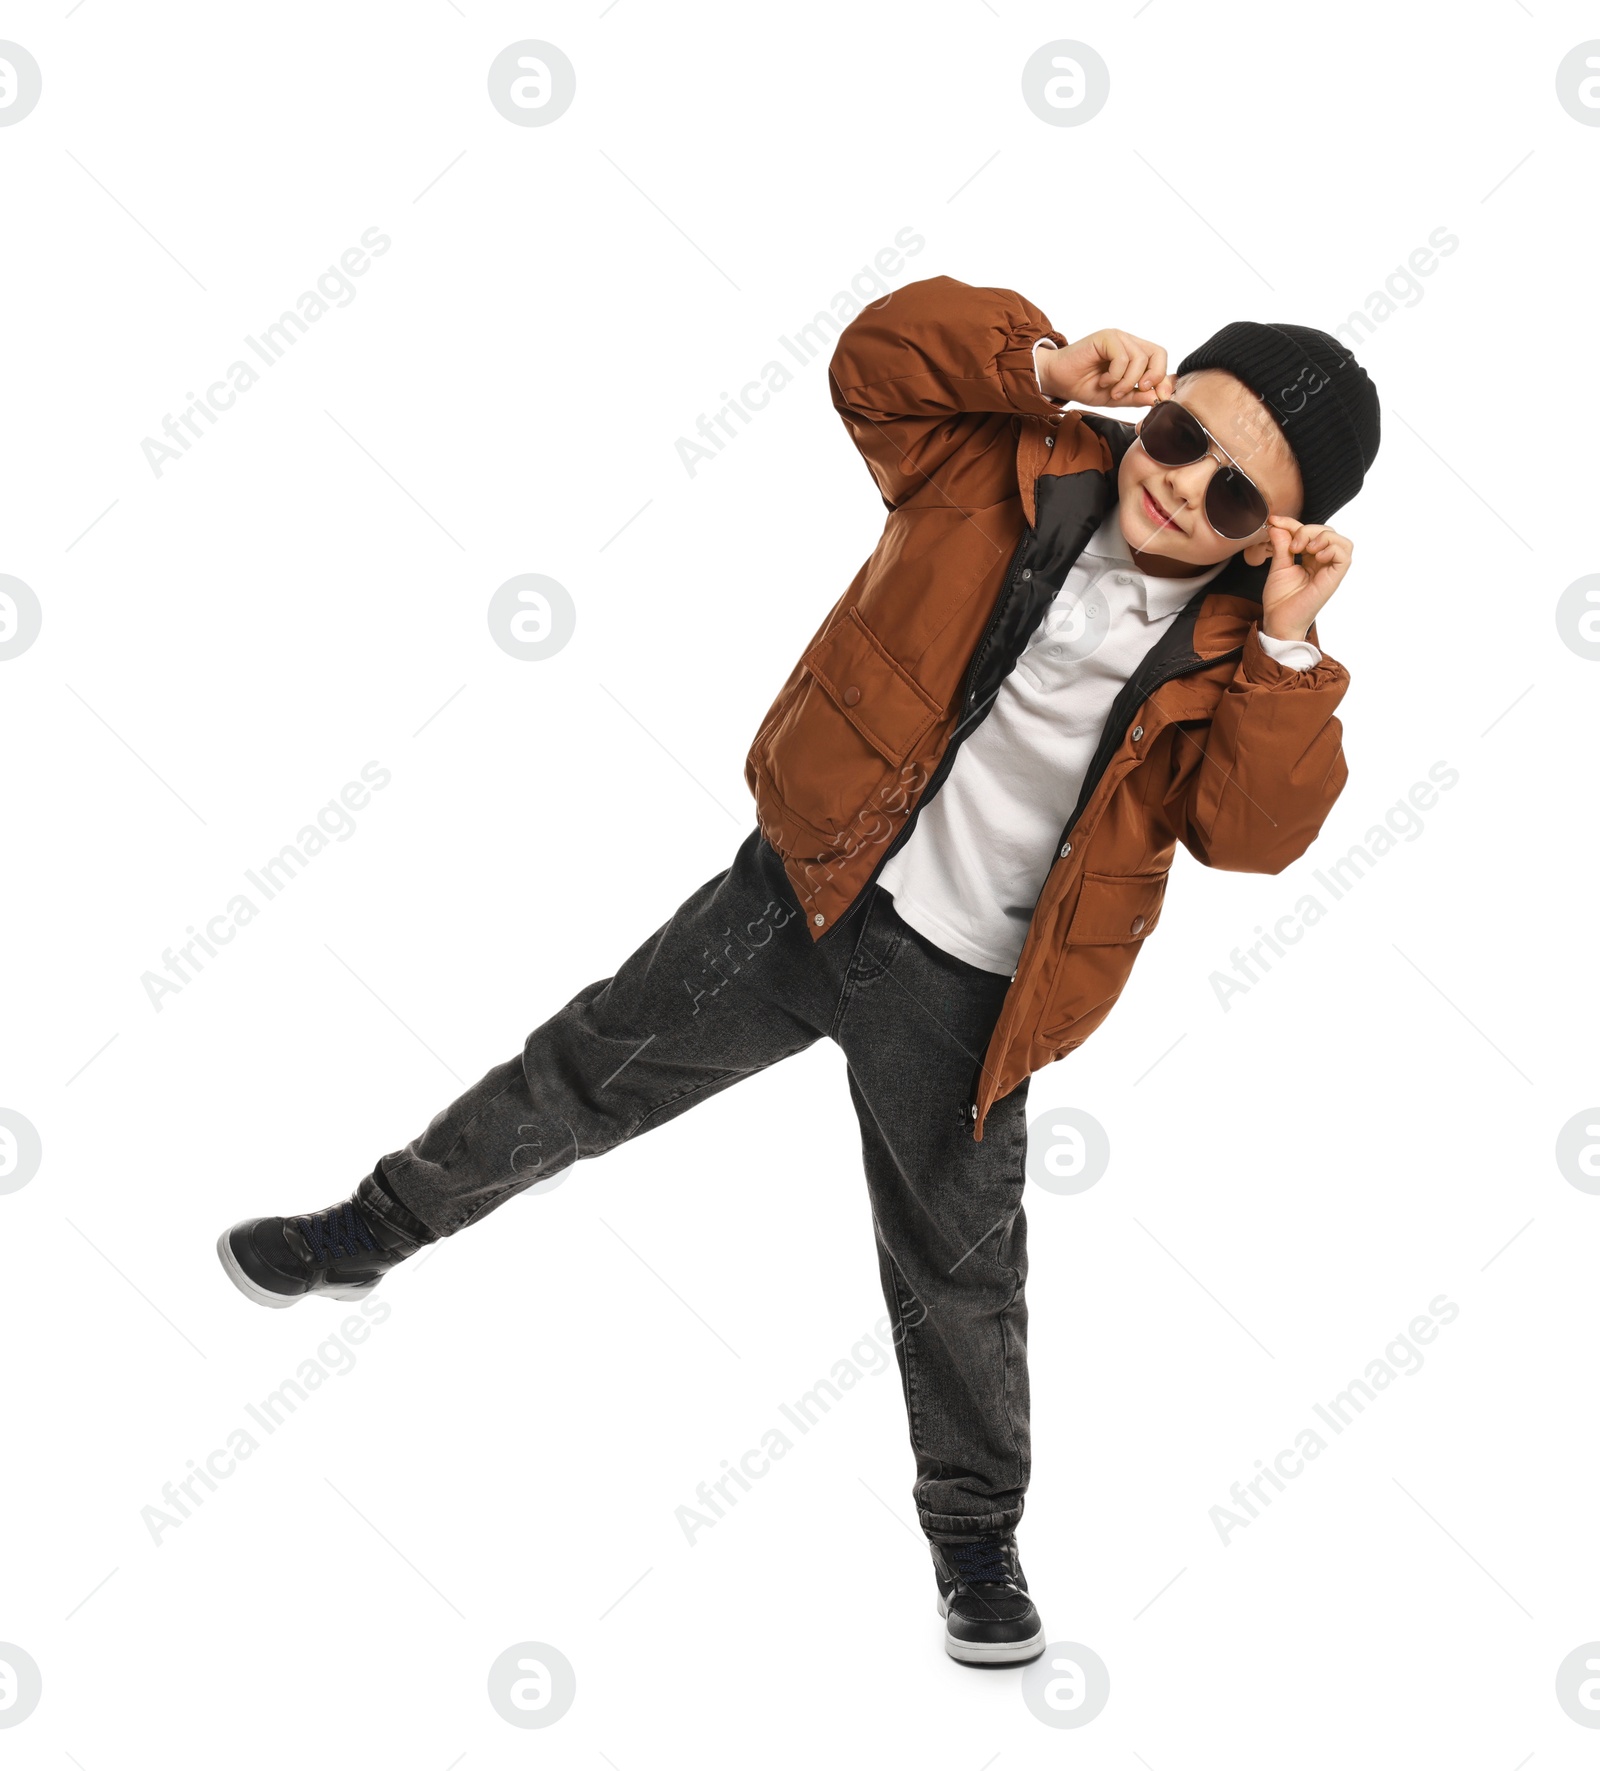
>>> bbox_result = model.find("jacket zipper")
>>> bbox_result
[851,526,1036,905]
[967,636,1246,1123]
[1049,638,1246,869]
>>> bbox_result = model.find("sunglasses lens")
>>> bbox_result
[1138,400,1208,466]
[1205,464,1268,541]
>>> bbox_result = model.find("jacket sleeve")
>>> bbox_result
[1168,627,1350,874]
[828,275,1067,512]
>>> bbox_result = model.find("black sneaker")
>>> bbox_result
[216,1197,421,1308]
[932,1536,1045,1665]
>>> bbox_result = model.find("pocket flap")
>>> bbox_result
[1067,870,1168,946]
[802,608,942,768]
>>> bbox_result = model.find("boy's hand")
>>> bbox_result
[1260,516,1353,645]
[1039,329,1175,407]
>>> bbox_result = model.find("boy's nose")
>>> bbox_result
[1165,455,1219,507]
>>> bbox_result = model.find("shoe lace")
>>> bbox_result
[292,1201,379,1263]
[949,1539,1014,1587]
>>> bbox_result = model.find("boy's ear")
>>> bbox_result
[1241,537,1272,567]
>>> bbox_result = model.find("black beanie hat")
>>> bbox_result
[1175,322,1380,525]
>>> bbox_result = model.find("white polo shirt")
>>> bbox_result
[877,505,1320,975]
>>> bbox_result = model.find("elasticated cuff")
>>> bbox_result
[920,1504,1025,1543]
[356,1166,440,1246]
[998,331,1067,418]
[1239,623,1343,690]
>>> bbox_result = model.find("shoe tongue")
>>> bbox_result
[951,1541,1011,1584]
[294,1200,379,1262]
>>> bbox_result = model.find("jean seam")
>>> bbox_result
[1000,1112,1030,1490]
[626,1031,815,1141]
[830,894,903,1044]
[886,1254,933,1479]
[1000,1263,1028,1489]
[456,1183,523,1231]
[628,1067,749,1137]
[429,1075,525,1175]
[442,1067,752,1234]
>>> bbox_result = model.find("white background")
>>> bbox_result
[3,0,1597,1762]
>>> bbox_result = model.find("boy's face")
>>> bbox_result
[1115,370,1304,573]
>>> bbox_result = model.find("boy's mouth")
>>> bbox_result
[1141,485,1179,532]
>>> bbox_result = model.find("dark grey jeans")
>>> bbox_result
[357,830,1032,1541]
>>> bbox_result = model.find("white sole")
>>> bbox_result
[215,1229,382,1309]
[937,1593,1047,1665]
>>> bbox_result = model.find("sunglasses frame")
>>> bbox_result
[1134,397,1271,542]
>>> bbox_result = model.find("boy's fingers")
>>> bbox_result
[1087,331,1172,403]
[1273,518,1349,558]
[1111,346,1148,400]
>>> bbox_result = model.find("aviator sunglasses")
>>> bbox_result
[1134,397,1270,541]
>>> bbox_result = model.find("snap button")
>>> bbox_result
[1046,436,1055,447]
[842,685,861,706]
[1059,841,1072,858]
[969,1104,978,1120]
[813,913,824,926]
[1021,569,1032,580]
[1131,725,1144,742]
[1131,915,1146,935]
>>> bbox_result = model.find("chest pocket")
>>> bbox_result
[760,606,943,839]
[804,608,942,767]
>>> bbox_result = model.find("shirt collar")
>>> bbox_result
[1080,507,1229,622]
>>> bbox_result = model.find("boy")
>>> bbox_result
[217,276,1379,1665]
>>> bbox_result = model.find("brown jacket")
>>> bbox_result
[744,276,1349,1136]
